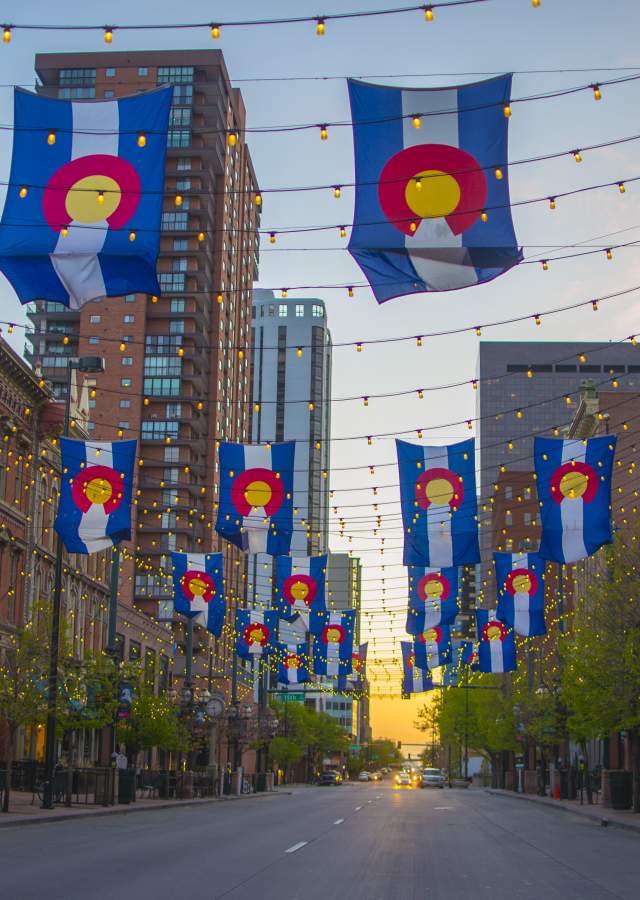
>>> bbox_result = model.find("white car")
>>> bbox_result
[395,772,411,787]
[358,771,371,782]
[421,768,445,788]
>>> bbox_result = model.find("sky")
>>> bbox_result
[1,0,640,744]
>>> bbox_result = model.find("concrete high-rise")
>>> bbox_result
[25,50,260,704]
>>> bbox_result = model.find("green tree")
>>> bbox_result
[117,681,191,761]
[270,701,351,780]
[269,736,304,774]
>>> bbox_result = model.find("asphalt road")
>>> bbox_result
[1,783,639,899]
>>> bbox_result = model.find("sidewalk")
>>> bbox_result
[486,788,640,834]
[0,788,289,829]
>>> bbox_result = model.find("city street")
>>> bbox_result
[1,784,639,899]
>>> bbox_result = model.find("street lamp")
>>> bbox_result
[42,356,105,810]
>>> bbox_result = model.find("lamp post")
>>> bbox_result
[42,356,105,810]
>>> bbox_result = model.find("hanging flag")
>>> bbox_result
[275,554,327,621]
[311,609,356,676]
[347,76,521,303]
[216,441,295,556]
[495,551,546,637]
[401,641,434,694]
[405,565,459,635]
[54,437,135,553]
[235,609,278,660]
[413,624,452,670]
[397,438,479,567]
[337,642,368,693]
[461,639,480,671]
[276,643,310,686]
[534,435,616,563]
[442,639,465,686]
[171,551,226,638]
[476,609,517,673]
[0,87,172,308]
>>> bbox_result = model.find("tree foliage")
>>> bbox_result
[117,680,192,760]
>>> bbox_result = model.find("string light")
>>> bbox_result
[424,6,434,22]
[281,288,288,298]
[495,167,503,180]
[592,300,599,310]
[541,260,549,271]
[606,248,613,260]
[416,336,423,347]
[527,368,533,379]
[534,314,541,326]
[480,210,488,222]
[503,103,512,118]
[618,182,626,194]
[412,115,421,129]
[47,131,56,145]
[216,293,223,304]
[175,194,183,206]
[3,26,11,43]
[549,197,556,210]
[255,193,262,207]
[333,186,341,199]
[198,231,205,242]
[363,396,369,406]
[356,342,363,352]
[316,18,325,35]
[573,149,583,162]
[347,286,354,298]
[227,131,238,147]
[211,24,221,39]
[516,408,523,419]
[104,27,114,44]
[137,133,146,147]
[19,186,27,199]
[475,326,482,337]
[269,232,276,244]
[339,225,347,238]
[592,84,602,101]
[631,335,638,346]
[296,347,303,358]
[129,231,136,241]
[319,125,328,141]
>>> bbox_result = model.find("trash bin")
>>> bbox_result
[118,768,136,805]
[608,770,632,810]
[256,772,267,793]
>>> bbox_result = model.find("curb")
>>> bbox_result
[0,790,290,830]
[485,789,640,835]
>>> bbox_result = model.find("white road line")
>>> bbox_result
[367,800,372,804]
[333,818,344,825]
[376,794,382,799]
[355,805,362,811]
[285,841,308,854]
[434,806,453,810]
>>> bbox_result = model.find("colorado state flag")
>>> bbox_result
[216,442,295,556]
[275,554,327,621]
[236,609,278,660]
[401,641,433,694]
[0,87,172,308]
[397,438,480,567]
[348,76,521,303]
[171,552,225,638]
[276,643,310,686]
[54,438,135,553]
[406,565,459,636]
[476,609,517,673]
[495,551,546,637]
[413,624,452,670]
[337,642,368,693]
[311,609,356,676]
[534,436,616,564]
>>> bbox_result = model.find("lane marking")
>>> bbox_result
[367,800,372,804]
[434,806,453,810]
[285,841,308,854]
[355,806,362,811]
[333,818,344,825]
[376,794,382,799]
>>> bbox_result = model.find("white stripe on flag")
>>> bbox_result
[513,592,530,636]
[243,445,273,553]
[560,440,587,562]
[326,611,341,676]
[424,446,453,566]
[50,101,119,307]
[412,672,424,692]
[489,637,504,672]
[77,441,115,553]
[248,610,266,655]
[186,552,208,627]
[400,89,479,291]
[289,556,312,615]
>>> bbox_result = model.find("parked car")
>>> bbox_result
[358,771,371,782]
[420,767,445,789]
[319,771,342,786]
[371,771,382,782]
[395,772,412,787]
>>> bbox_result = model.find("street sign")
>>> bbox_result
[279,692,305,702]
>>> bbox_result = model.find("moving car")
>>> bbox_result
[371,771,382,782]
[319,770,342,786]
[420,767,445,789]
[395,772,412,787]
[358,771,371,782]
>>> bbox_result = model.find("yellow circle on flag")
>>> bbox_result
[405,169,461,219]
[512,573,532,593]
[84,477,113,505]
[189,577,208,597]
[486,624,503,641]
[424,579,444,599]
[290,581,309,601]
[244,480,272,508]
[425,478,455,506]
[66,174,121,224]
[559,470,589,499]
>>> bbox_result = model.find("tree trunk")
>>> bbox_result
[580,740,593,805]
[2,724,15,813]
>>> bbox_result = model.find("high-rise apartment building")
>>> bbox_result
[25,50,260,700]
[476,341,640,601]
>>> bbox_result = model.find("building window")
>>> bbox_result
[177,158,191,171]
[129,640,141,661]
[88,336,100,345]
[141,420,179,440]
[295,304,304,318]
[143,377,181,396]
[105,67,116,78]
[121,357,133,366]
[170,299,185,313]
[125,294,136,303]
[505,486,513,499]
[167,130,191,149]
[157,66,194,84]
[138,66,149,76]
[166,403,182,419]
[173,239,187,251]
[165,446,180,462]
[312,304,323,318]
[161,211,189,232]
[104,90,114,98]
[170,320,184,335]
[118,421,130,429]
[123,314,135,323]
[119,399,131,409]
[89,315,101,323]
[158,273,185,292]
[176,179,191,192]
[121,378,132,388]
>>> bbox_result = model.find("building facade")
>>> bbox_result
[25,50,261,710]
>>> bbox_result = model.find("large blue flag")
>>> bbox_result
[54,438,135,553]
[337,642,368,693]
[275,554,327,621]
[495,551,546,637]
[311,609,356,677]
[235,609,278,660]
[276,643,310,686]
[406,565,459,636]
[534,436,616,563]
[401,641,434,694]
[461,640,480,671]
[0,87,172,308]
[414,624,452,670]
[397,438,479,567]
[171,552,225,638]
[476,609,517,673]
[216,442,295,556]
[348,76,521,303]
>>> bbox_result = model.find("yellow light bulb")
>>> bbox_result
[61,227,68,237]
[119,342,126,352]
[19,186,27,199]
[542,260,549,271]
[593,84,602,101]
[495,167,503,180]
[97,191,105,205]
[573,150,583,162]
[516,409,523,419]
[316,18,325,35]
[3,27,11,43]
[104,28,113,44]
[347,286,354,298]
[605,249,613,261]
[320,125,328,141]
[198,231,205,241]
[281,289,288,299]
[412,115,421,129]
[144,397,149,406]
[339,226,346,238]
[216,293,223,304]
[356,343,363,352]
[47,131,56,145]
[503,104,512,118]
[137,133,146,148]
[129,231,136,241]
[363,397,369,406]
[532,0,541,7]
[424,6,434,21]
[269,232,276,244]
[549,197,556,210]
[211,25,221,39]
[151,295,158,303]
[333,186,341,199]
[296,347,303,358]
[475,327,482,337]
[227,132,237,147]
[177,347,184,357]
[534,315,541,326]
[527,369,533,379]
[255,193,262,207]
[618,182,626,194]
[481,210,488,222]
